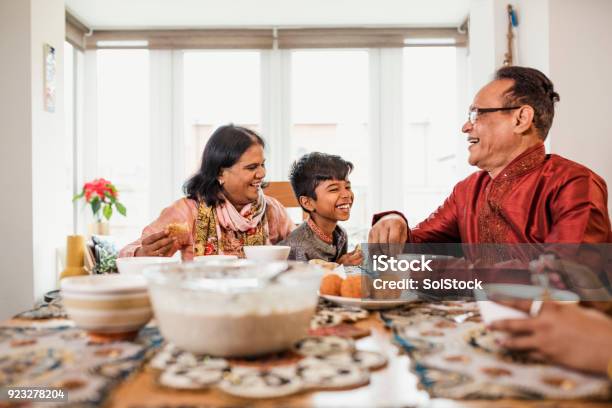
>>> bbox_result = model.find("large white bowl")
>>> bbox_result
[243,245,291,261]
[61,274,152,337]
[116,256,179,275]
[144,261,323,357]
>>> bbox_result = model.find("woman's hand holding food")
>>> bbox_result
[135,222,190,257]
[134,231,177,257]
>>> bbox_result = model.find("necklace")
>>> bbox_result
[307,217,333,244]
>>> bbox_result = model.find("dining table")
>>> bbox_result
[3,304,610,408]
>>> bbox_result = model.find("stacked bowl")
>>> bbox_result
[61,274,152,340]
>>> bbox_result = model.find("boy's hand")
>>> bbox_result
[338,248,364,266]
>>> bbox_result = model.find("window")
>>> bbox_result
[183,51,261,179]
[402,47,462,223]
[290,50,370,240]
[96,49,150,242]
[82,44,466,246]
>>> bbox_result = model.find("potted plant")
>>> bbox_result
[73,178,127,235]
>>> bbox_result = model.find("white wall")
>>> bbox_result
[30,0,67,302]
[0,0,35,319]
[548,0,612,194]
[467,0,497,96]
[514,0,549,73]
[0,0,66,320]
[468,0,612,218]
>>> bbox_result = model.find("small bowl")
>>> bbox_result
[243,245,291,261]
[193,255,238,263]
[474,283,579,324]
[116,256,179,275]
[397,253,456,261]
[61,274,152,340]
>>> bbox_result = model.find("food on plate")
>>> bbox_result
[340,275,365,298]
[371,273,402,300]
[309,259,340,271]
[319,274,343,296]
[166,222,190,245]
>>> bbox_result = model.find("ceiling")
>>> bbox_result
[65,0,471,30]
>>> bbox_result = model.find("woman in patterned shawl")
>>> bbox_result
[119,125,293,260]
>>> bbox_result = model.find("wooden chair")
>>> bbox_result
[263,181,306,221]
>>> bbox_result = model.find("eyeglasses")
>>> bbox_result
[468,106,521,124]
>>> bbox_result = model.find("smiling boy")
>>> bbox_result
[280,152,363,265]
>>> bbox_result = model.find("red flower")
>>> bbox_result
[81,178,119,203]
[74,178,126,222]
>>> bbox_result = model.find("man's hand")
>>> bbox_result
[338,248,364,266]
[134,230,178,257]
[490,300,612,375]
[368,213,408,244]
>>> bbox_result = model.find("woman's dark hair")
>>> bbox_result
[289,152,354,213]
[183,124,265,206]
[495,66,560,140]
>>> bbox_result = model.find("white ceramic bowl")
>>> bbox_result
[243,245,291,261]
[397,253,456,261]
[61,274,152,336]
[193,255,238,263]
[116,256,179,275]
[144,261,323,357]
[474,283,579,324]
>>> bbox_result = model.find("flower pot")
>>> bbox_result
[60,235,87,279]
[89,222,110,236]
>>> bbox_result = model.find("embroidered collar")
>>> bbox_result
[307,217,334,245]
[494,143,546,181]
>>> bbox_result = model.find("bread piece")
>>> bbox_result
[166,222,190,245]
[309,259,339,271]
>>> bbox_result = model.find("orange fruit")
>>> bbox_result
[319,274,343,296]
[340,275,364,298]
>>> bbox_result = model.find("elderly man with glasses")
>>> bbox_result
[369,66,611,245]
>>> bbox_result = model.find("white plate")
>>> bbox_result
[319,293,418,310]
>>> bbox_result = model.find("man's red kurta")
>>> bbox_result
[376,144,611,244]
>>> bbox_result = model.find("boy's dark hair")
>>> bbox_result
[289,152,354,213]
[495,66,560,140]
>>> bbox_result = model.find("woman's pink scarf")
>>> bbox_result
[215,190,267,232]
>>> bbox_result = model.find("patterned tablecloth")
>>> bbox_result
[0,299,372,406]
[381,301,611,400]
[0,324,162,407]
[4,298,610,405]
